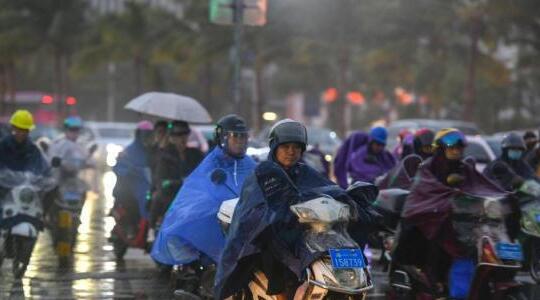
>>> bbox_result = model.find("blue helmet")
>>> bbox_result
[369,126,388,145]
[64,116,83,129]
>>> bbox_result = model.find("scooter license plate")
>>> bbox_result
[535,214,540,223]
[329,249,366,269]
[495,243,523,261]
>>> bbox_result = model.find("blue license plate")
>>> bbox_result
[496,243,523,261]
[535,214,540,222]
[329,249,366,269]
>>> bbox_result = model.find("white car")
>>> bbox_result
[80,121,137,168]
[464,135,497,172]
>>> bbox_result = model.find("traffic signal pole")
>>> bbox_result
[232,0,244,113]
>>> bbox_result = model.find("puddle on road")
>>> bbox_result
[0,171,170,299]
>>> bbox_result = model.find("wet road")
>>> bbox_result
[0,171,171,300]
[0,170,538,299]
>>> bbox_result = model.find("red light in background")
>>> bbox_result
[41,95,54,105]
[347,91,365,105]
[66,96,77,106]
[323,88,338,103]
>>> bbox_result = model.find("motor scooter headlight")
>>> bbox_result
[484,198,503,220]
[19,187,35,204]
[333,268,364,289]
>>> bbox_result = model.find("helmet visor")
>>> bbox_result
[440,131,467,148]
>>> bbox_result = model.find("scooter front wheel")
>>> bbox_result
[12,235,36,279]
[529,240,540,284]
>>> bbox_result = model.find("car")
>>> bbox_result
[386,119,481,151]
[80,121,137,168]
[29,124,61,142]
[483,135,502,158]
[464,135,497,172]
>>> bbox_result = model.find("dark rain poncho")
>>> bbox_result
[484,155,537,191]
[347,143,396,184]
[151,147,256,265]
[402,158,506,240]
[214,159,377,299]
[0,136,49,175]
[333,131,369,188]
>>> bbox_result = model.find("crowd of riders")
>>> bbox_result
[4,108,540,299]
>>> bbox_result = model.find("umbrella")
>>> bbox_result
[125,92,212,123]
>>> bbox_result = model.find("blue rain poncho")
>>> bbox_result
[112,139,152,219]
[151,147,256,265]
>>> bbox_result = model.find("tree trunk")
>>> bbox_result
[463,16,481,121]
[7,61,16,114]
[252,60,265,133]
[0,63,5,115]
[54,50,65,117]
[133,55,144,95]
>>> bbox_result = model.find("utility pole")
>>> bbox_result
[232,0,244,113]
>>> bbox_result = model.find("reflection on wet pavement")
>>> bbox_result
[0,171,171,299]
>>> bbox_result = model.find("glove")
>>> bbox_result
[161,180,171,189]
[447,173,465,186]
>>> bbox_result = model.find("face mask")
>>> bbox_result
[507,149,523,160]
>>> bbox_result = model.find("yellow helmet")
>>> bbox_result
[10,110,35,130]
[432,128,467,148]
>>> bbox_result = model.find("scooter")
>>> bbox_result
[0,167,57,278]
[49,176,88,266]
[369,188,410,272]
[515,179,540,283]
[389,194,526,300]
[218,194,374,299]
[47,145,96,266]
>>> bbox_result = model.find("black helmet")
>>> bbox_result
[215,114,249,147]
[169,121,191,136]
[268,119,307,151]
[501,132,526,150]
[413,128,435,149]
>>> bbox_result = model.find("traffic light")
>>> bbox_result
[210,0,267,26]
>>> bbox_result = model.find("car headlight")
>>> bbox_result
[106,143,124,167]
[293,207,319,222]
[484,198,503,219]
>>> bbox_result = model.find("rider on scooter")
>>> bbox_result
[111,121,155,255]
[395,128,506,295]
[0,110,49,175]
[215,119,379,300]
[484,132,537,191]
[151,115,256,294]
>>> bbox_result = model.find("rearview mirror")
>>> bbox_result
[51,157,62,168]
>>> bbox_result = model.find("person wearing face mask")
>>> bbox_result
[215,119,379,300]
[347,126,397,184]
[484,132,537,191]
[149,121,204,230]
[151,115,256,267]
